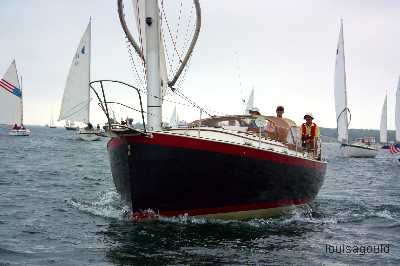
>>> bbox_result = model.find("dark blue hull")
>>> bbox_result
[107,133,327,219]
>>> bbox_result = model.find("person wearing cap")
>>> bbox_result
[301,113,320,151]
[248,107,261,116]
[246,107,262,131]
[276,106,284,118]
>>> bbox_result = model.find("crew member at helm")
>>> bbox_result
[301,113,320,151]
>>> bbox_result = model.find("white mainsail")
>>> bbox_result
[59,21,91,124]
[0,60,22,125]
[244,89,254,114]
[380,94,387,143]
[396,77,400,142]
[334,20,349,144]
[132,0,168,100]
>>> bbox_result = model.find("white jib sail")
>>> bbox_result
[0,60,22,125]
[59,21,91,123]
[334,20,349,144]
[396,77,400,142]
[380,94,387,143]
[244,88,254,115]
[132,0,168,99]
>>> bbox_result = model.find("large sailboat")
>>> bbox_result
[0,60,30,136]
[334,20,377,158]
[91,0,327,220]
[58,20,100,141]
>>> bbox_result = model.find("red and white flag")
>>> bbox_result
[389,144,400,154]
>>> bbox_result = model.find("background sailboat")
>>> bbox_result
[58,20,99,141]
[334,20,377,158]
[0,60,30,136]
[380,94,388,148]
[169,106,178,128]
[396,77,400,147]
[244,88,254,115]
[49,113,56,128]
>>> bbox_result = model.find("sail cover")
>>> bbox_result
[396,77,400,142]
[334,20,349,144]
[59,21,91,123]
[380,94,387,143]
[132,0,168,99]
[0,60,22,125]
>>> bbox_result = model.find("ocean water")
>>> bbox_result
[0,126,399,265]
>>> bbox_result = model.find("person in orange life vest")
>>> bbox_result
[301,113,320,150]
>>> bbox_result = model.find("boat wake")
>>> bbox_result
[68,190,130,220]
[155,204,338,227]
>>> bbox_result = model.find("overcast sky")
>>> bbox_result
[1,0,399,129]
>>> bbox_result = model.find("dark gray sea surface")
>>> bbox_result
[0,126,399,265]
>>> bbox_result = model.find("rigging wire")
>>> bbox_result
[160,4,175,80]
[120,0,226,119]
[125,38,146,90]
[181,5,194,57]
[135,0,145,64]
[170,0,183,67]
[160,1,183,64]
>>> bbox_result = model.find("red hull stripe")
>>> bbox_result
[108,134,326,170]
[158,197,311,217]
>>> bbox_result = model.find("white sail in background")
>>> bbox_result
[334,20,349,144]
[132,0,168,99]
[0,60,22,125]
[49,113,56,127]
[169,105,178,128]
[396,77,400,142]
[59,21,91,123]
[380,94,387,143]
[244,89,254,114]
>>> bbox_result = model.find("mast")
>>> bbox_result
[145,0,162,131]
